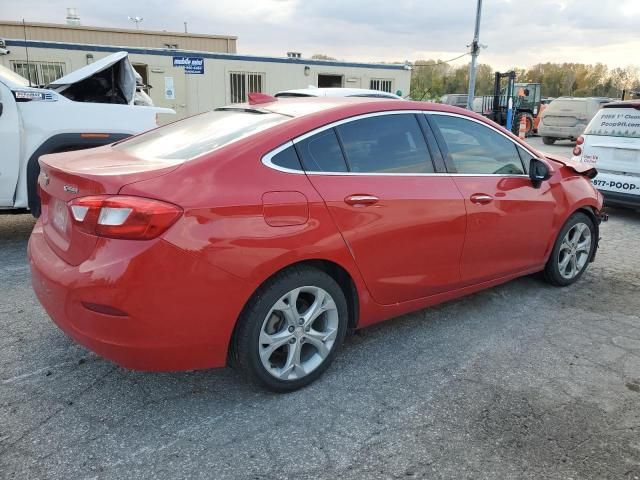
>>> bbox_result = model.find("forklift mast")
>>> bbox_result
[492,71,516,122]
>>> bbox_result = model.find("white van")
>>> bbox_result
[572,100,640,207]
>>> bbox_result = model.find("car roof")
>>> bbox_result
[602,100,640,109]
[553,97,610,102]
[275,87,402,99]
[223,96,502,124]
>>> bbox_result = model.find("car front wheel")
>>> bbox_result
[544,212,596,286]
[232,266,348,392]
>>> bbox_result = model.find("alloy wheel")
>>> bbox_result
[259,286,339,381]
[557,222,592,280]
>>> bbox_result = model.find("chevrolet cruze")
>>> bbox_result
[29,95,605,391]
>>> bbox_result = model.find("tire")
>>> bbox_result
[513,113,535,137]
[543,212,596,287]
[542,136,556,145]
[232,266,348,392]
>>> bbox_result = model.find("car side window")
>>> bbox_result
[336,114,434,173]
[270,145,302,171]
[431,115,525,175]
[296,129,348,172]
[516,145,532,173]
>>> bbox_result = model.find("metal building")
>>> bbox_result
[0,20,411,120]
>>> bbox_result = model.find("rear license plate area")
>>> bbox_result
[52,199,69,234]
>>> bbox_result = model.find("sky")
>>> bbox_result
[1,0,639,70]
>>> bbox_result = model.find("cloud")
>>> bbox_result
[1,0,638,69]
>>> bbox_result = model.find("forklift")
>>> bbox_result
[480,71,542,137]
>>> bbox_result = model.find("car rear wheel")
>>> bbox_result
[232,266,348,392]
[544,212,595,286]
[542,136,556,145]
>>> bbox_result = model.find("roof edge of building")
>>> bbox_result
[0,20,238,40]
[3,38,409,71]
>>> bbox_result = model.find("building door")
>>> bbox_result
[0,81,20,207]
[148,67,187,119]
[132,63,149,86]
[317,74,343,88]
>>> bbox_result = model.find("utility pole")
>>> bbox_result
[466,0,482,110]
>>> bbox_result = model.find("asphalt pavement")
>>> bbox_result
[1,142,639,479]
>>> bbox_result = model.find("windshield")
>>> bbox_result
[585,108,640,138]
[0,64,30,88]
[114,110,289,161]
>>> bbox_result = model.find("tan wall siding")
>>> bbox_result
[0,22,236,53]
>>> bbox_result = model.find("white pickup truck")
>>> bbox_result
[0,51,174,215]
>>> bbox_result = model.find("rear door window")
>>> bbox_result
[270,145,302,170]
[336,114,434,173]
[296,129,348,172]
[431,115,525,175]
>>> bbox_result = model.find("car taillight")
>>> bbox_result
[68,195,182,240]
[573,146,582,156]
[576,136,584,145]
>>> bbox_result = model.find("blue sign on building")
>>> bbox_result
[173,56,205,74]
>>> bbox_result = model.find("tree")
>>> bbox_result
[409,59,638,102]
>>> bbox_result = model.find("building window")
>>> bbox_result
[11,61,66,86]
[229,72,265,103]
[370,79,393,93]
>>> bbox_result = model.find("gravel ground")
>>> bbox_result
[1,173,639,479]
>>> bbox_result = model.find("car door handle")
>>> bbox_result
[470,193,493,205]
[344,194,379,206]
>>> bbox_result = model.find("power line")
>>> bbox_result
[411,52,471,68]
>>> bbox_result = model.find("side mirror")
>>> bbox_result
[529,158,551,188]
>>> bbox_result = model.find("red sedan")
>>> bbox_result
[29,96,604,391]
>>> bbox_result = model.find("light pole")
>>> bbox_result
[466,0,482,110]
[128,16,144,30]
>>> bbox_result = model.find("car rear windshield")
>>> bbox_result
[114,110,289,161]
[545,99,589,115]
[585,108,640,138]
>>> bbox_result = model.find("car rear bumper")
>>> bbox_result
[28,221,251,371]
[538,124,585,139]
[601,190,640,208]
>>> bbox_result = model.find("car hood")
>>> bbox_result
[545,153,597,179]
[0,64,31,89]
[47,51,136,104]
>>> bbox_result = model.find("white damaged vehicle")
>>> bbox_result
[0,51,174,215]
[573,100,640,208]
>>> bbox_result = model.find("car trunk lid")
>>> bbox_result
[38,145,182,265]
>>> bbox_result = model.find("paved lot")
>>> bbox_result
[2,164,640,478]
[525,135,576,157]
